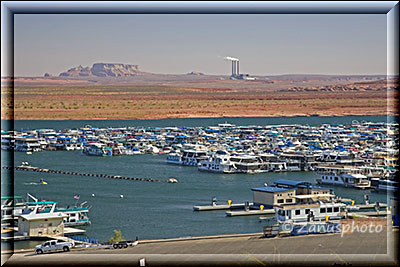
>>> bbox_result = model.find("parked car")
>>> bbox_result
[35,240,74,254]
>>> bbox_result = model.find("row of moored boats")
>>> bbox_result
[1,121,398,191]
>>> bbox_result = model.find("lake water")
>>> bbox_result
[1,116,394,246]
[1,115,396,131]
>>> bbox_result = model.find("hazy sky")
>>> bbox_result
[14,14,387,76]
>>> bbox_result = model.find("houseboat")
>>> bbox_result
[24,201,91,226]
[275,201,346,223]
[180,148,208,166]
[198,151,236,173]
[166,152,183,165]
[83,143,110,156]
[230,155,262,173]
[1,134,14,150]
[1,196,28,223]
[14,137,41,152]
[315,165,371,189]
[252,179,334,209]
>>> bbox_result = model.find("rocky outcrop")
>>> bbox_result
[59,63,141,77]
[59,65,91,77]
[91,63,139,77]
[187,71,204,76]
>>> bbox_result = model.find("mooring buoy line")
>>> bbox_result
[2,165,178,183]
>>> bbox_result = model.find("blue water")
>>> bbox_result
[0,116,393,246]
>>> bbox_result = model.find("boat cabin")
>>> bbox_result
[275,202,346,223]
[18,206,67,237]
[251,179,334,208]
[252,187,296,208]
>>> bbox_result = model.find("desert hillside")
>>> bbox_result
[1,64,397,120]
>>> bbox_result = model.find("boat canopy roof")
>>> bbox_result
[252,186,295,193]
[273,179,311,188]
[294,194,335,199]
[26,201,57,205]
[38,207,88,213]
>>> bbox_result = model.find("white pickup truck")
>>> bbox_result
[35,240,74,254]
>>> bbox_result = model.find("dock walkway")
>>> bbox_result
[193,203,254,211]
[226,209,275,217]
[355,203,388,209]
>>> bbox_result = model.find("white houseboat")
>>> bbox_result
[198,151,236,173]
[166,152,183,165]
[315,165,371,189]
[14,137,41,152]
[1,196,28,223]
[179,148,208,166]
[24,201,91,226]
[230,155,262,173]
[275,201,346,223]
[1,134,14,150]
[83,143,110,156]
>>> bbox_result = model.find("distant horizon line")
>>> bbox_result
[5,73,392,78]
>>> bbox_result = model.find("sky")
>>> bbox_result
[13,14,387,77]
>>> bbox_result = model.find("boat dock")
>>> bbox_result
[354,203,387,209]
[349,210,390,217]
[193,202,254,211]
[226,209,275,217]
[193,201,275,216]
[193,200,389,217]
[2,165,178,183]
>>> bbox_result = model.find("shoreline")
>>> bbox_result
[2,112,397,121]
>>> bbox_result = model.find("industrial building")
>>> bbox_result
[225,56,255,80]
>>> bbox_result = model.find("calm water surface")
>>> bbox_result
[1,115,396,131]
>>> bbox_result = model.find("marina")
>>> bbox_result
[3,7,398,266]
[2,119,397,183]
[1,116,397,248]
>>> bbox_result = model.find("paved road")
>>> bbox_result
[3,229,398,266]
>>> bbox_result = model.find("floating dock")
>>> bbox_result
[354,203,387,209]
[193,203,254,211]
[349,210,390,217]
[226,209,275,217]
[2,165,177,183]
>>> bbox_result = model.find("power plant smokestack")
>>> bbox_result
[222,56,255,80]
[225,56,240,78]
